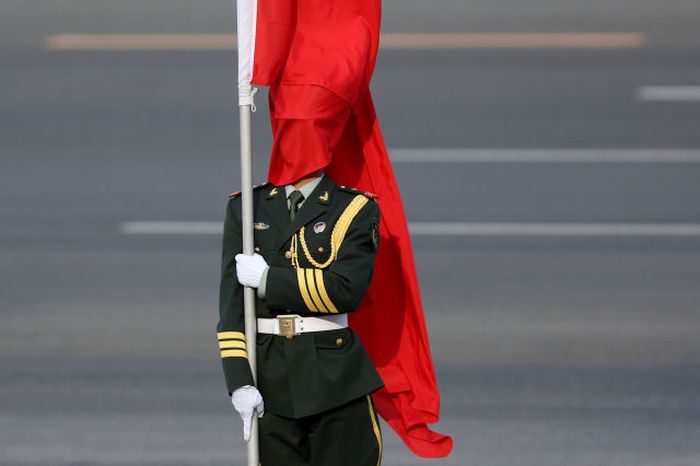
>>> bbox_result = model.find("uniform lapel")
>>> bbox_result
[258,184,290,237]
[280,175,335,248]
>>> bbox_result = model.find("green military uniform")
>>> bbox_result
[217,173,384,466]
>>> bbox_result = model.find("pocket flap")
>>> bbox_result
[313,328,352,349]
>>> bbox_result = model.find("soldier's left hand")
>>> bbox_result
[235,253,269,288]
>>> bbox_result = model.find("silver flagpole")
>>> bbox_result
[239,100,259,466]
[236,0,259,462]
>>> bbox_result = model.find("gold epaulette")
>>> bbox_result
[228,181,271,199]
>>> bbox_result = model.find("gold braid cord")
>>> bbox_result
[291,194,369,269]
[289,194,370,313]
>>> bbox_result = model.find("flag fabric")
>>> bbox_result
[236,0,453,458]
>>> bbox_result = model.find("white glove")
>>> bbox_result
[235,253,268,288]
[231,385,265,441]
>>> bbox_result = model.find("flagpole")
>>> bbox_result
[238,99,259,466]
[235,0,259,461]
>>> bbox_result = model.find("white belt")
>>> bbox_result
[257,313,348,338]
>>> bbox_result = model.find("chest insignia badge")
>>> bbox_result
[254,222,270,230]
[313,221,326,233]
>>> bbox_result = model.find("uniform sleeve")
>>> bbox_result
[257,266,269,299]
[217,198,255,395]
[264,199,380,315]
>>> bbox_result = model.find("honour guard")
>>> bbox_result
[217,170,384,465]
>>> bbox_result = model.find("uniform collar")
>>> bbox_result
[284,174,335,245]
[284,173,325,201]
[259,174,336,248]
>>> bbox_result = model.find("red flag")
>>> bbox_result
[237,0,452,457]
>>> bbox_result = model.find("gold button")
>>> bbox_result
[318,246,324,252]
[254,247,260,252]
[335,337,343,346]
[285,250,292,259]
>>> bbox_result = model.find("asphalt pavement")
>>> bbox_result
[2,1,700,465]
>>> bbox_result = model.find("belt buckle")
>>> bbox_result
[278,315,297,339]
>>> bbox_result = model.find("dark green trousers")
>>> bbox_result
[259,394,382,466]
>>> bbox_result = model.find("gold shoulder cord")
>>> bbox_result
[292,194,369,269]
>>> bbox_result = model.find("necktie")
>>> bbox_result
[288,190,305,221]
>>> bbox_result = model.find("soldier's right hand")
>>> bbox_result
[231,385,265,441]
[235,253,268,288]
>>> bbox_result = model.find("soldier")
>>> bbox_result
[217,169,384,465]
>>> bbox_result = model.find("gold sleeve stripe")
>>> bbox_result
[367,395,383,466]
[297,267,319,312]
[220,349,248,358]
[305,268,328,313]
[217,331,245,341]
[314,268,338,314]
[219,340,247,349]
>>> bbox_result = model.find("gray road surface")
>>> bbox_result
[2,0,700,465]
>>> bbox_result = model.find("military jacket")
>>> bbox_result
[216,174,384,418]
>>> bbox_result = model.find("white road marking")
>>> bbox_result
[408,223,700,236]
[638,86,700,101]
[46,34,236,51]
[380,32,646,49]
[45,32,647,51]
[120,222,700,237]
[121,222,223,234]
[390,148,700,163]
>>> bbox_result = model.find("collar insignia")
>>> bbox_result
[318,191,329,202]
[268,187,278,197]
